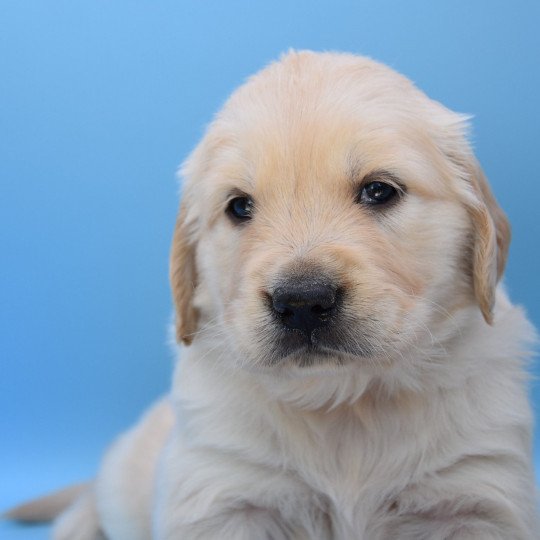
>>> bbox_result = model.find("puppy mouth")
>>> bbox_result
[263,325,375,367]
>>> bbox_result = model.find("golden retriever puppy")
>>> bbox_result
[14,50,537,539]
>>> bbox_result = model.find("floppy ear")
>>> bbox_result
[465,159,511,324]
[170,201,199,345]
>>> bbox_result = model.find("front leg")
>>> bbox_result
[381,514,522,540]
[376,454,537,540]
[153,443,331,540]
[157,505,310,540]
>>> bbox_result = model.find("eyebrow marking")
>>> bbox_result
[226,186,254,200]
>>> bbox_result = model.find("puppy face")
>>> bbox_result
[171,52,509,372]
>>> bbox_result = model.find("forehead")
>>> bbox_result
[193,52,467,203]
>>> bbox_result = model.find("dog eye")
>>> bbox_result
[226,196,254,222]
[358,181,398,205]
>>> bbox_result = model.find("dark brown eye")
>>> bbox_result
[227,196,254,221]
[358,181,398,205]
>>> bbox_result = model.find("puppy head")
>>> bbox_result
[170,51,509,370]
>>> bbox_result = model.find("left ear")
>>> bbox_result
[464,158,511,324]
[170,200,199,345]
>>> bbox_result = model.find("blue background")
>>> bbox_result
[1,1,539,537]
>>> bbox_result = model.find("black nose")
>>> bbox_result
[271,282,339,336]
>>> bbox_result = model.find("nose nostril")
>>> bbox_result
[273,301,292,316]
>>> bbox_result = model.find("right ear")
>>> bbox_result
[170,200,199,345]
[463,158,511,325]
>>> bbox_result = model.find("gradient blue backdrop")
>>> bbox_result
[2,1,539,538]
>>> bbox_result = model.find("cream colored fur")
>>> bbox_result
[49,51,537,539]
